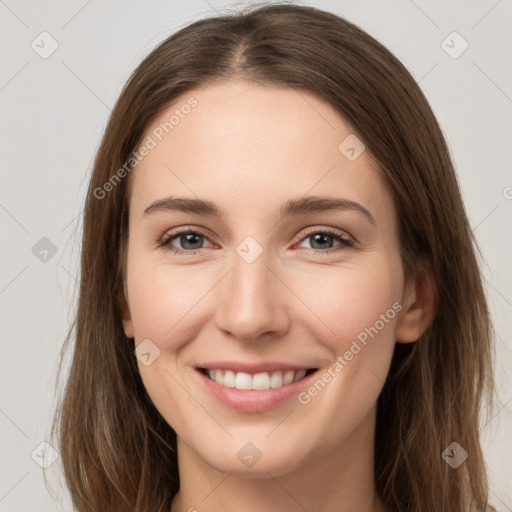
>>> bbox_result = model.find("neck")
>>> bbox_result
[170,406,384,512]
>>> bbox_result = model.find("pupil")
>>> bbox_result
[182,233,201,249]
[311,233,332,249]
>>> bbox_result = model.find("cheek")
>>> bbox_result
[126,253,208,428]
[126,253,213,344]
[290,256,403,352]
[290,259,403,443]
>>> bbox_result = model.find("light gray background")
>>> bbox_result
[1,0,511,510]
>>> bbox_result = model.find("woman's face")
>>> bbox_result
[120,79,415,476]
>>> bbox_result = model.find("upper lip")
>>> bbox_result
[196,361,318,374]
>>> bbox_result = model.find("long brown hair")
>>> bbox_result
[48,4,496,511]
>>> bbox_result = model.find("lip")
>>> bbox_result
[194,366,319,413]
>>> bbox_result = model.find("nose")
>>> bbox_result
[214,249,291,343]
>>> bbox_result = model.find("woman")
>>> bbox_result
[49,4,496,511]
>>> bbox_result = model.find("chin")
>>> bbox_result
[192,437,310,477]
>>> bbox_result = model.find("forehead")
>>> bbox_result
[129,80,395,227]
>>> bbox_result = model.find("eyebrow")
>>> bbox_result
[143,195,376,226]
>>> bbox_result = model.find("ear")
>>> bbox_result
[116,284,134,339]
[396,262,437,343]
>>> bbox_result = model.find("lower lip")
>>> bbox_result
[195,368,318,413]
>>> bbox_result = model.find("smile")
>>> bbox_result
[194,362,320,412]
[199,368,317,390]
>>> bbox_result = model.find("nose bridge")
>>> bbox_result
[214,243,289,341]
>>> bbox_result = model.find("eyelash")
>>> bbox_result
[157,226,355,256]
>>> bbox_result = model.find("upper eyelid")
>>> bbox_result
[161,226,214,244]
[299,225,352,239]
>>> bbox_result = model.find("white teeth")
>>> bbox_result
[283,370,295,385]
[223,370,236,388]
[205,368,311,390]
[269,371,283,388]
[293,369,307,382]
[252,372,270,390]
[235,371,252,390]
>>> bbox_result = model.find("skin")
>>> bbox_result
[119,80,436,512]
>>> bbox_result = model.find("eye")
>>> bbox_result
[296,227,354,254]
[158,228,214,255]
[157,226,354,256]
